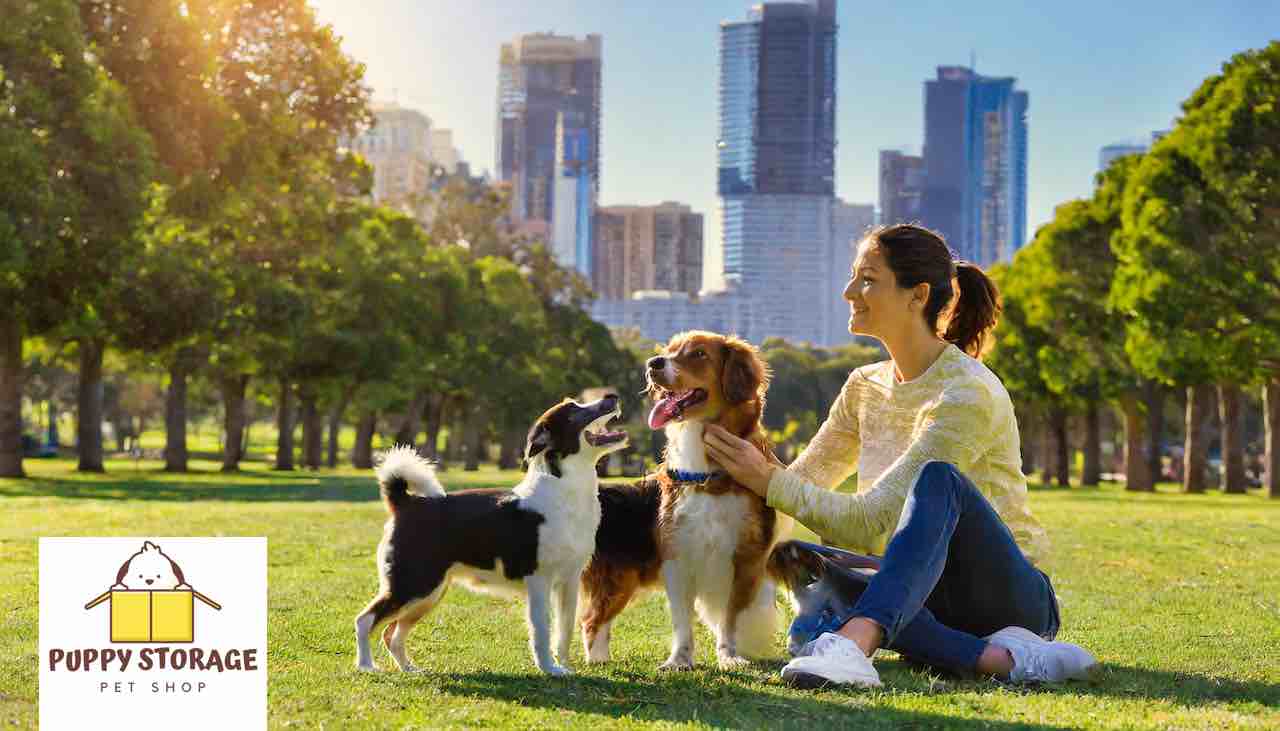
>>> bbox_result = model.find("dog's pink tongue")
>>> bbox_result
[648,396,680,430]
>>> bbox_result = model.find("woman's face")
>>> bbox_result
[842,241,920,340]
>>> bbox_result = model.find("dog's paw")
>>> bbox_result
[355,663,379,673]
[541,664,574,677]
[585,649,610,664]
[659,656,694,672]
[717,653,751,670]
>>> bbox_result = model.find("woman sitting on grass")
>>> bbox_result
[704,224,1098,689]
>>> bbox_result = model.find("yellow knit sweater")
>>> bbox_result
[767,343,1049,563]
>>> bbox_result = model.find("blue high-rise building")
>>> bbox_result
[921,66,1028,266]
[716,0,839,346]
[496,33,601,278]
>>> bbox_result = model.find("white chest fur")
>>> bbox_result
[664,421,714,474]
[515,467,602,575]
[451,461,601,597]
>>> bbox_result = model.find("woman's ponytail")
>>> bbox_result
[943,261,1002,359]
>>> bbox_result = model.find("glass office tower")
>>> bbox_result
[717,0,838,346]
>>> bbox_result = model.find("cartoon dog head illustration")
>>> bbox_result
[111,541,190,590]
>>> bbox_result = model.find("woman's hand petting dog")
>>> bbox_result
[702,424,782,498]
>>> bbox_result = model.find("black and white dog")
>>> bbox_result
[354,395,628,676]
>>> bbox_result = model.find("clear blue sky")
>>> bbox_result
[309,0,1276,277]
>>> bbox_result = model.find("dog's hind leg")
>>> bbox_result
[526,574,570,676]
[354,593,402,671]
[580,569,640,664]
[383,578,450,672]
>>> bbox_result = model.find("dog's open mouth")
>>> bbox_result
[585,415,628,447]
[647,388,708,430]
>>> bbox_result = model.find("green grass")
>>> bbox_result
[3,459,1278,729]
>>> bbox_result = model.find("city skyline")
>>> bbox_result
[310,0,1277,289]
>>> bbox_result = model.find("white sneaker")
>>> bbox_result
[781,632,882,689]
[985,625,1097,683]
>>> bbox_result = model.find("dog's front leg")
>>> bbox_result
[553,573,580,667]
[525,574,571,676]
[659,559,696,671]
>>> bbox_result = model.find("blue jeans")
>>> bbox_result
[792,461,1060,676]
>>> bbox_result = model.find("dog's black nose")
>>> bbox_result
[145,579,154,585]
[647,356,666,371]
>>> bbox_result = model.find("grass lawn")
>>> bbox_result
[3,459,1278,729]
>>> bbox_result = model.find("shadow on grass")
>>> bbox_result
[400,670,1077,729]
[0,475,379,503]
[1076,663,1280,710]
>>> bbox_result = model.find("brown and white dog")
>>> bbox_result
[581,331,785,670]
[354,395,628,676]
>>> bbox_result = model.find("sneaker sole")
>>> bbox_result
[782,669,881,690]
[783,670,839,690]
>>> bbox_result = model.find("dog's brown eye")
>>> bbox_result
[692,351,705,358]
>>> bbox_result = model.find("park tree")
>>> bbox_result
[1023,158,1164,490]
[63,0,229,471]
[201,0,370,471]
[1113,44,1280,495]
[987,262,1075,487]
[0,0,154,477]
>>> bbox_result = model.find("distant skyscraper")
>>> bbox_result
[552,109,596,279]
[496,33,601,277]
[1098,130,1166,173]
[430,129,461,174]
[717,0,838,346]
[828,200,876,345]
[594,203,703,301]
[348,102,434,220]
[878,150,924,226]
[920,66,1028,266]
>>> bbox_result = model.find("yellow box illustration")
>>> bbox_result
[84,541,220,641]
[108,590,196,643]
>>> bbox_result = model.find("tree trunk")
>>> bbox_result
[1082,401,1101,486]
[220,375,249,472]
[1218,382,1246,494]
[1183,384,1214,493]
[275,377,294,471]
[0,318,24,478]
[498,428,523,470]
[163,360,190,472]
[352,411,376,469]
[463,402,482,472]
[1145,381,1164,485]
[76,338,106,473]
[1120,391,1153,491]
[1039,415,1054,487]
[393,389,428,447]
[1051,406,1070,487]
[327,389,354,469]
[423,393,448,462]
[300,388,322,470]
[1019,412,1037,476]
[115,420,129,453]
[1264,379,1280,499]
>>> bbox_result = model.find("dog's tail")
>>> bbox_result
[375,445,445,511]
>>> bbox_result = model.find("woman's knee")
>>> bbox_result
[915,460,959,489]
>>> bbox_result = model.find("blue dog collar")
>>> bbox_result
[666,468,726,484]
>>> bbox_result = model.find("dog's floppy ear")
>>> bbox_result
[721,337,770,404]
[524,422,563,477]
[525,423,551,463]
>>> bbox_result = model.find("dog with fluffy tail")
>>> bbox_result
[354,395,628,675]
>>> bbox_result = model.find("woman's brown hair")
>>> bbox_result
[863,223,1002,359]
